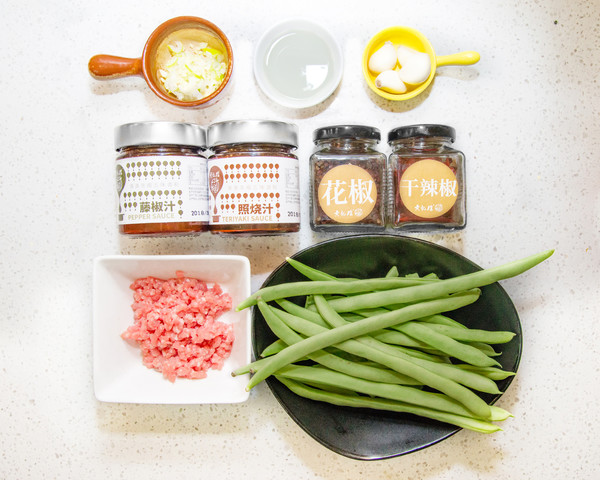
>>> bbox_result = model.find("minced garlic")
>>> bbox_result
[158,40,227,102]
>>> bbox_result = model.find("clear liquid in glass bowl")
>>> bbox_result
[254,20,343,109]
[264,31,333,100]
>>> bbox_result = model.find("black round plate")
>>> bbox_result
[251,235,522,460]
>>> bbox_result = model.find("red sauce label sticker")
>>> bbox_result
[317,164,377,223]
[399,159,458,218]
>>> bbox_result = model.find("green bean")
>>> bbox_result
[285,257,339,281]
[322,250,554,312]
[297,374,512,421]
[370,328,437,349]
[389,346,450,363]
[455,364,516,381]
[235,251,554,432]
[236,276,439,311]
[278,305,449,365]
[297,377,360,396]
[418,316,506,359]
[258,301,419,385]
[468,342,501,356]
[489,406,513,421]
[385,266,399,278]
[274,299,328,325]
[423,272,440,280]
[351,306,399,316]
[306,301,414,314]
[424,362,501,394]
[340,312,368,322]
[314,294,500,402]
[319,348,367,363]
[276,364,488,419]
[270,306,429,386]
[233,348,318,376]
[260,339,287,357]
[232,356,270,376]
[273,299,491,418]
[304,295,314,309]
[421,314,468,329]
[284,298,499,369]
[418,321,503,357]
[277,298,443,353]
[414,322,515,344]
[245,291,480,391]
[323,299,468,362]
[285,257,415,283]
[277,377,503,434]
[313,295,501,395]
[394,321,501,367]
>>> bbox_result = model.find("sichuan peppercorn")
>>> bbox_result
[310,125,387,232]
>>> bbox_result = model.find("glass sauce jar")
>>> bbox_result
[207,120,300,235]
[115,122,209,236]
[310,125,386,232]
[388,124,466,231]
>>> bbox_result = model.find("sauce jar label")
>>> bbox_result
[208,156,300,225]
[116,156,209,225]
[317,164,377,223]
[399,159,458,218]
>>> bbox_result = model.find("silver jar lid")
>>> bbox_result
[114,122,207,150]
[207,120,298,148]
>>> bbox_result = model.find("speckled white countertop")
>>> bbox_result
[1,0,599,478]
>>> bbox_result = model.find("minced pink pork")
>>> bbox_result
[121,271,234,382]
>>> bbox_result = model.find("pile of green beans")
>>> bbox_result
[234,249,553,433]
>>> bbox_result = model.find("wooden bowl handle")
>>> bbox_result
[88,55,143,79]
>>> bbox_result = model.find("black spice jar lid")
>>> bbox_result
[313,125,381,143]
[387,124,456,143]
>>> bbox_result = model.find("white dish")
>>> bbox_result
[92,255,251,404]
[253,18,344,109]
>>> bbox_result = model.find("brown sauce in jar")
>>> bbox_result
[207,120,300,235]
[115,122,209,236]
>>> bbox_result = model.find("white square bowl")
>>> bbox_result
[92,255,252,404]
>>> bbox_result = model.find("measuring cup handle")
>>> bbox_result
[435,51,480,67]
[88,55,143,79]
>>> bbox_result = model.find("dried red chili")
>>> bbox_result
[388,124,466,231]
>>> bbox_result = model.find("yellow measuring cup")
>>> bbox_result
[362,26,480,101]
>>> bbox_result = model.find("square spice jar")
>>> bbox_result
[388,124,466,232]
[310,125,387,232]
